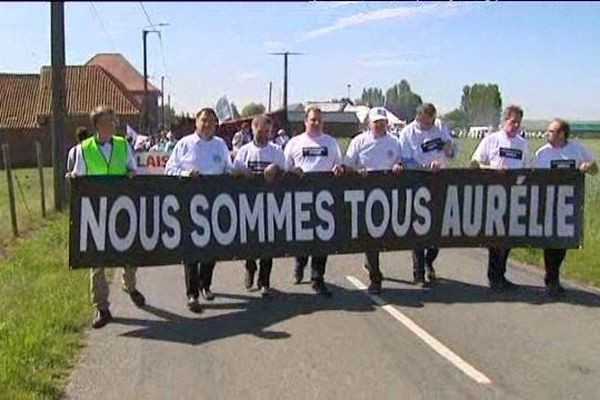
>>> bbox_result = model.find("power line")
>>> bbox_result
[89,2,116,51]
[139,1,155,27]
[138,2,171,100]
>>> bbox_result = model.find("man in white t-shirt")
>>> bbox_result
[165,107,233,313]
[66,126,92,177]
[534,118,597,297]
[398,103,456,287]
[471,105,528,293]
[345,107,404,294]
[284,106,345,296]
[233,114,286,297]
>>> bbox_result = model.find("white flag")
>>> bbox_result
[126,124,139,142]
[215,95,233,121]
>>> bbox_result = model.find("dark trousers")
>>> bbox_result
[364,251,383,284]
[412,247,439,277]
[295,255,328,283]
[245,258,274,288]
[544,249,567,286]
[487,248,511,284]
[184,260,216,298]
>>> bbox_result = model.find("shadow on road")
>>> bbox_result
[111,276,600,346]
[112,283,376,346]
[379,277,600,308]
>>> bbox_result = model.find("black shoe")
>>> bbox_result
[187,296,202,313]
[426,266,437,284]
[293,270,303,285]
[546,282,566,298]
[413,275,428,288]
[501,279,519,291]
[261,286,273,297]
[201,288,215,301]
[92,309,112,329]
[312,281,332,297]
[244,269,255,290]
[126,289,146,307]
[367,282,382,294]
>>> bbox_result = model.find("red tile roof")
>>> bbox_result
[86,53,160,93]
[36,65,141,116]
[0,74,40,129]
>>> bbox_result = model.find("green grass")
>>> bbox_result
[0,167,54,248]
[451,138,600,287]
[0,213,89,400]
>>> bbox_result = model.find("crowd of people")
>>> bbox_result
[67,103,598,329]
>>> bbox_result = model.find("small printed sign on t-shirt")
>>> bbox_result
[499,147,523,160]
[421,138,444,153]
[302,147,329,157]
[550,159,577,169]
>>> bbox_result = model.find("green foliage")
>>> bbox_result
[359,87,385,107]
[385,80,423,122]
[461,84,502,128]
[241,102,266,117]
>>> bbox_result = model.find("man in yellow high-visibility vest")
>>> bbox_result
[71,105,146,328]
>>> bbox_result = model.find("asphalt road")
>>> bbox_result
[64,248,600,400]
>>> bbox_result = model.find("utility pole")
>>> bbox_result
[270,51,303,134]
[141,23,168,135]
[268,81,272,113]
[347,83,351,100]
[161,75,165,130]
[51,2,66,211]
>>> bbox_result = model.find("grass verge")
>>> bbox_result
[0,213,89,400]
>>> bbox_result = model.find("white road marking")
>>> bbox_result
[346,275,492,385]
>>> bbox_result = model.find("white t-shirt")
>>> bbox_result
[233,141,286,173]
[164,132,232,176]
[345,131,402,171]
[284,131,342,173]
[66,146,77,174]
[471,130,529,169]
[534,141,594,169]
[398,121,454,168]
[71,138,137,176]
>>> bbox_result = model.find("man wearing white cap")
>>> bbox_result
[398,103,456,287]
[344,107,404,294]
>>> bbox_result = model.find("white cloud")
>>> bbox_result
[236,72,260,83]
[299,3,465,41]
[263,40,287,53]
[357,52,430,68]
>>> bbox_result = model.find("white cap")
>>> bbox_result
[368,107,388,122]
[277,129,285,135]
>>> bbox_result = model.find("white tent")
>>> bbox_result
[344,105,405,126]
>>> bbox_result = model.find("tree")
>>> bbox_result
[161,104,177,130]
[241,102,266,117]
[359,87,385,107]
[460,83,502,128]
[385,80,422,122]
[443,108,468,129]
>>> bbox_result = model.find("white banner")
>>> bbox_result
[135,151,170,175]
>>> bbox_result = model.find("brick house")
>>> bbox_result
[0,53,157,168]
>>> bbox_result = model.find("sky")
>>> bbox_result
[1,1,600,120]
